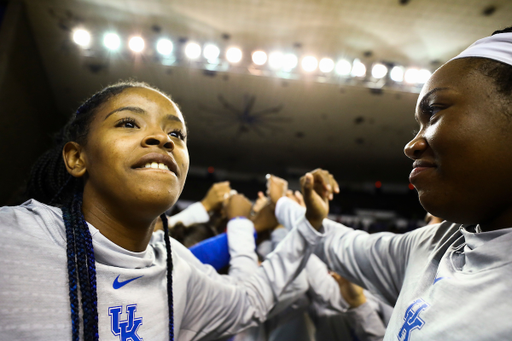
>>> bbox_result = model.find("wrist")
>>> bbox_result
[229,216,249,222]
[305,211,323,230]
[200,199,211,212]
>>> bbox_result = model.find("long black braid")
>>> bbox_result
[26,81,176,341]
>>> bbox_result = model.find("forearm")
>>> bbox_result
[181,215,323,340]
[227,218,258,279]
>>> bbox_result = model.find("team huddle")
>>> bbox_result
[1,27,512,341]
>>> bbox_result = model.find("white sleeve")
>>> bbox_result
[169,202,209,227]
[345,301,386,341]
[226,218,259,279]
[305,254,350,312]
[275,196,432,306]
[272,222,350,313]
[179,214,323,341]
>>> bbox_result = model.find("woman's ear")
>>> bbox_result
[63,142,87,178]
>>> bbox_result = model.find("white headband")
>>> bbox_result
[449,32,512,66]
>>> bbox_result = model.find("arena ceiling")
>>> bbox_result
[22,0,512,186]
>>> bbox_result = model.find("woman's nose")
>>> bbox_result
[404,134,428,160]
[142,130,174,150]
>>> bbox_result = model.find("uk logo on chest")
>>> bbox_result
[397,298,430,341]
[109,304,144,341]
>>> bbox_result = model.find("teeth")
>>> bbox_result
[144,162,169,171]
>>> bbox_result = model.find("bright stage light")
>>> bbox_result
[371,63,388,79]
[335,59,352,76]
[72,29,91,47]
[204,44,220,61]
[156,39,173,56]
[351,59,366,77]
[319,58,334,73]
[128,36,145,52]
[226,47,242,63]
[283,54,298,70]
[404,68,419,84]
[252,51,267,65]
[185,42,201,59]
[269,52,284,69]
[417,69,432,84]
[301,56,318,72]
[390,66,404,82]
[103,33,121,51]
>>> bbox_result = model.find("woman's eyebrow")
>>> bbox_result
[165,114,183,124]
[104,106,147,120]
[419,87,450,109]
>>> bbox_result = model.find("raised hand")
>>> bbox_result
[285,190,306,208]
[266,174,288,205]
[300,169,339,229]
[201,181,231,212]
[252,191,269,215]
[224,193,253,219]
[251,202,279,233]
[330,272,367,308]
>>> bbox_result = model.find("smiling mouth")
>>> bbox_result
[142,162,170,171]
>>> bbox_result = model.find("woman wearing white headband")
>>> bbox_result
[275,27,512,341]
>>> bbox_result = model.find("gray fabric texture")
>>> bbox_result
[0,199,322,341]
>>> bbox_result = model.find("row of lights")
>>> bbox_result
[72,28,432,84]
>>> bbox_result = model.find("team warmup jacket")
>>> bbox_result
[276,196,512,341]
[0,199,322,341]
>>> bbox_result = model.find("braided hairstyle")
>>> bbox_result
[26,81,175,341]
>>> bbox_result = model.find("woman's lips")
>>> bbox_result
[409,161,436,183]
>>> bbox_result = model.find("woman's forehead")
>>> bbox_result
[418,60,482,101]
[103,87,184,122]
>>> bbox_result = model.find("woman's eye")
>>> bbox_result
[424,105,442,118]
[169,129,186,141]
[117,118,139,129]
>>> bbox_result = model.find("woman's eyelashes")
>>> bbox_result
[168,129,187,141]
[115,117,186,140]
[425,105,442,118]
[116,117,139,129]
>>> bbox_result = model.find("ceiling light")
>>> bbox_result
[128,36,145,52]
[283,54,298,71]
[203,44,220,61]
[252,51,267,65]
[390,66,404,82]
[72,29,91,47]
[335,59,352,76]
[156,38,173,56]
[351,59,366,77]
[103,33,121,51]
[301,56,318,72]
[226,47,242,63]
[319,58,334,73]
[404,68,419,84]
[417,69,432,84]
[371,63,388,79]
[269,52,284,69]
[185,42,201,59]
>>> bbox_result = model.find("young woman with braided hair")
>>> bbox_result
[0,82,336,340]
